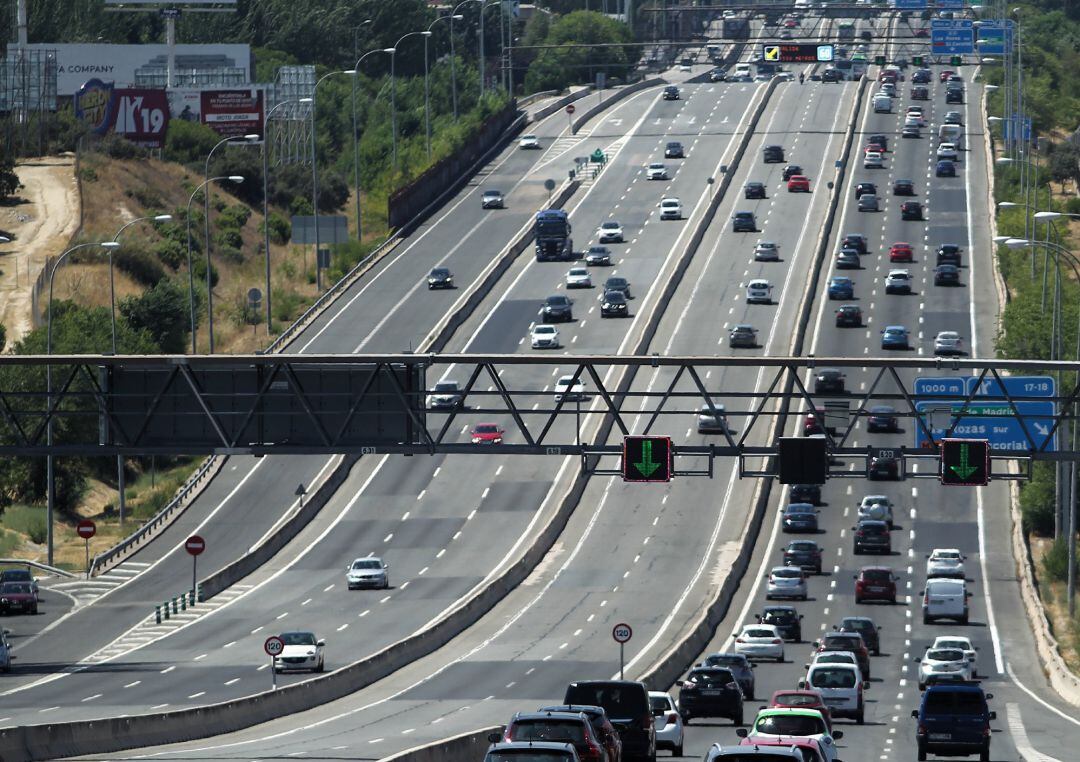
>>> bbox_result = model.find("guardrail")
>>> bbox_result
[0,559,75,578]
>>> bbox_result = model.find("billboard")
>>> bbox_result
[166,88,265,138]
[74,79,170,148]
[22,43,251,96]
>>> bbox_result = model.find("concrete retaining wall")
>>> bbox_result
[380,726,501,762]
[528,87,593,123]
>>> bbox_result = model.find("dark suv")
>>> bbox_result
[542,295,573,322]
[911,684,995,761]
[763,144,785,163]
[789,484,821,505]
[853,520,892,554]
[677,667,745,725]
[564,680,655,762]
[732,211,757,232]
[836,615,881,656]
[783,540,823,574]
[758,605,804,641]
[855,566,898,605]
[936,244,962,266]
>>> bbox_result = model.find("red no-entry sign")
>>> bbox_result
[185,535,206,556]
[76,519,96,539]
[565,103,576,115]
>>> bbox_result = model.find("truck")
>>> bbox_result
[534,209,573,261]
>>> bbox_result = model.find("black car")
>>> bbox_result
[835,304,862,327]
[854,182,876,200]
[813,368,846,394]
[763,144,785,163]
[836,616,881,656]
[867,405,899,432]
[869,455,901,480]
[936,160,956,177]
[822,68,844,82]
[893,178,915,195]
[911,68,932,83]
[758,605,804,641]
[900,201,923,220]
[677,667,744,725]
[853,519,892,554]
[745,181,767,199]
[732,211,757,232]
[911,85,929,100]
[912,684,996,762]
[867,134,888,152]
[782,503,819,533]
[662,85,680,100]
[936,244,962,266]
[842,233,868,254]
[934,264,961,286]
[603,276,631,297]
[701,652,756,700]
[783,541,823,576]
[600,290,628,317]
[945,89,963,104]
[665,141,684,158]
[427,267,454,289]
[789,484,821,505]
[860,29,873,40]
[564,680,655,762]
[782,164,804,181]
[542,294,573,322]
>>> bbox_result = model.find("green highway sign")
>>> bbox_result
[913,56,924,66]
[622,435,673,482]
[940,438,990,486]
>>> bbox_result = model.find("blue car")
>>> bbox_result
[936,160,956,177]
[828,276,854,300]
[881,325,909,350]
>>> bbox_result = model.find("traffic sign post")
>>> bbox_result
[914,376,1056,451]
[940,438,990,486]
[264,635,284,690]
[565,103,575,131]
[612,623,632,679]
[77,519,96,578]
[185,535,205,601]
[622,436,673,482]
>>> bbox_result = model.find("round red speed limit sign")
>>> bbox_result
[76,519,96,539]
[612,623,633,644]
[565,103,576,115]
[264,636,284,657]
[185,535,206,556]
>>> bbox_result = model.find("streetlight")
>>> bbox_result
[351,50,393,244]
[45,240,121,565]
[1035,211,1080,222]
[204,134,259,353]
[262,97,312,335]
[997,201,1027,209]
[985,84,999,92]
[390,31,432,171]
[992,235,1011,244]
[186,175,243,352]
[425,15,463,161]
[310,69,357,293]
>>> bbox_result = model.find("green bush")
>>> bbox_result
[119,278,191,353]
[1020,462,1057,535]
[2,505,47,544]
[1066,197,1080,216]
[215,245,244,265]
[78,166,98,183]
[155,238,187,270]
[214,228,244,251]
[99,134,147,160]
[218,203,252,229]
[264,212,291,245]
[115,246,167,287]
[126,186,164,210]
[1042,535,1072,582]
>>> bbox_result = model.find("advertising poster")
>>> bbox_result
[199,89,264,138]
[74,78,170,148]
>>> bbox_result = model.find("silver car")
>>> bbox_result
[697,404,728,434]
[754,241,781,261]
[346,557,389,589]
[857,193,879,212]
[481,189,504,209]
[729,324,758,348]
[766,566,808,600]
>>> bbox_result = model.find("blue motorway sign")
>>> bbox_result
[915,400,1056,451]
[893,0,928,8]
[936,0,965,8]
[914,376,966,398]
[931,19,975,54]
[976,21,1013,55]
[970,375,1054,398]
[1002,115,1033,145]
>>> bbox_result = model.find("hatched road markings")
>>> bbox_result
[49,560,150,606]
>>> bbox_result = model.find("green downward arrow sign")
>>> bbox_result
[635,439,661,478]
[949,442,979,480]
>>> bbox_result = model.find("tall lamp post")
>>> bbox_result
[45,241,121,566]
[204,134,259,353]
[390,31,432,171]
[996,155,1040,274]
[425,15,463,161]
[262,97,312,334]
[351,49,393,244]
[310,69,357,293]
[186,175,244,353]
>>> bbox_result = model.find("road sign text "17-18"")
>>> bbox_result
[622,436,673,482]
[940,439,990,486]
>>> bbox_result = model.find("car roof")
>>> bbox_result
[757,707,825,718]
[884,324,907,331]
[511,711,588,722]
[859,564,894,572]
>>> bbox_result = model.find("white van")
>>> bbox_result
[734,62,752,81]
[873,94,891,113]
[922,578,971,624]
[938,123,964,148]
[799,662,866,722]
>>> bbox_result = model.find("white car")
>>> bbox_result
[733,623,785,662]
[926,548,966,579]
[649,691,685,756]
[518,134,540,149]
[660,197,682,220]
[885,269,912,294]
[917,646,974,689]
[747,707,841,748]
[799,663,866,723]
[906,112,927,127]
[426,379,462,410]
[746,278,772,304]
[932,635,979,677]
[531,324,561,349]
[646,162,669,180]
[273,631,326,673]
[808,650,859,670]
[346,556,390,589]
[934,330,964,355]
[554,375,586,402]
[863,150,884,169]
[858,495,895,528]
[0,628,11,672]
[937,142,959,161]
[766,566,808,600]
[754,241,781,261]
[565,266,592,289]
[597,220,624,243]
[922,577,970,624]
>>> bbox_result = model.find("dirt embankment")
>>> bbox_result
[0,156,81,346]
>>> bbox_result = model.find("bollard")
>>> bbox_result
[171,597,178,615]
[197,583,204,603]
[188,589,196,607]
[181,594,187,611]
[163,601,170,620]
[155,605,161,624]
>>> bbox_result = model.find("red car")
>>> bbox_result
[783,18,798,27]
[787,175,811,192]
[879,70,898,83]
[813,632,871,678]
[803,411,824,436]
[915,28,929,38]
[889,242,914,262]
[855,565,898,604]
[939,69,955,82]
[0,582,37,615]
[767,690,833,730]
[503,712,608,762]
[470,422,504,444]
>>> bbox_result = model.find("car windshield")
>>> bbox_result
[755,715,825,735]
[475,424,500,433]
[535,326,556,335]
[606,278,627,287]
[352,560,381,570]
[434,382,458,393]
[1,583,30,594]
[604,292,626,304]
[280,632,317,646]
[790,542,816,551]
[430,268,450,277]
[825,635,861,648]
[1,570,30,582]
[650,695,672,714]
[705,654,745,668]
[745,628,776,638]
[588,247,607,254]
[786,505,814,515]
[862,569,892,582]
[484,190,501,197]
[811,668,857,688]
[688,669,734,687]
[937,640,968,650]
[775,693,820,707]
[511,719,585,744]
[601,222,619,229]
[928,649,965,661]
[564,684,645,720]
[817,653,855,664]
[569,268,587,276]
[487,754,573,762]
[764,610,796,623]
[773,568,802,579]
[924,691,987,715]
[547,296,570,306]
[841,618,872,632]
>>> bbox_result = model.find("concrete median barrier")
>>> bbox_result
[380,726,502,762]
[571,78,666,135]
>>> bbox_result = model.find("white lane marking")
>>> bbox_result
[1006,663,1080,729]
[1006,702,1064,762]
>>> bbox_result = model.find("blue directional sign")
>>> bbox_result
[936,0,965,8]
[914,377,966,398]
[969,375,1055,399]
[976,21,1013,55]
[915,400,1056,452]
[932,19,975,55]
[893,0,928,8]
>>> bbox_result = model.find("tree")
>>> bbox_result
[120,279,191,353]
[0,159,21,201]
[524,11,635,94]
[1048,142,1080,191]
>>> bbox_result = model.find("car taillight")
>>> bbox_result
[583,743,603,761]
[666,712,679,724]
[924,593,930,605]
[918,724,927,734]
[641,713,653,731]
[983,725,992,737]
[736,638,746,644]
[772,638,783,644]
